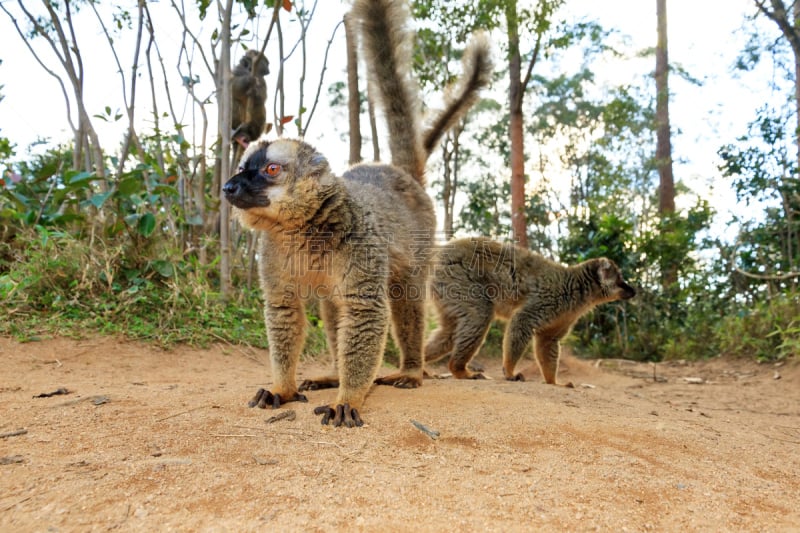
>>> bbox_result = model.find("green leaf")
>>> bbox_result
[152,185,179,198]
[66,170,95,186]
[137,213,156,237]
[118,177,143,197]
[185,214,204,226]
[9,191,31,209]
[88,191,114,209]
[150,260,175,278]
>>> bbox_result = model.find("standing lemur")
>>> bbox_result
[223,0,492,427]
[425,238,636,386]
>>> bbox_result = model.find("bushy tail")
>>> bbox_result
[422,32,492,157]
[352,0,493,186]
[351,0,425,183]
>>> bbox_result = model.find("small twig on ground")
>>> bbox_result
[411,419,440,440]
[233,425,267,432]
[238,427,314,437]
[0,429,28,439]
[53,395,110,408]
[266,410,296,423]
[111,503,131,530]
[209,333,265,365]
[759,433,800,444]
[1,496,32,512]
[155,405,206,422]
[33,387,69,398]
[33,345,95,365]
[212,434,258,438]
[252,455,279,465]
[313,440,347,452]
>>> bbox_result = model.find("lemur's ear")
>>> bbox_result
[309,152,332,183]
[597,258,615,281]
[310,153,328,167]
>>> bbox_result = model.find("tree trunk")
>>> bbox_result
[753,0,800,286]
[758,0,800,169]
[655,0,674,215]
[367,78,381,162]
[441,136,454,240]
[218,0,235,301]
[344,13,362,165]
[794,1,800,172]
[507,0,528,248]
[792,0,799,278]
[656,0,676,287]
[43,0,106,179]
[449,127,462,240]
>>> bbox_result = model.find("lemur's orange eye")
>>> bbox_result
[265,163,282,176]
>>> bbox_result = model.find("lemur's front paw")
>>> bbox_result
[313,403,364,427]
[503,372,525,382]
[248,388,308,409]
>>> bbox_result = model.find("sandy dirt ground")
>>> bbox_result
[1,336,799,532]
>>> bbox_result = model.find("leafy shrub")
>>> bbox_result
[0,227,253,346]
[714,292,800,362]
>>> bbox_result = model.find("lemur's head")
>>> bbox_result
[223,138,333,230]
[593,258,636,302]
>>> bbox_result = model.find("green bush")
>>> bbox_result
[714,293,800,362]
[0,226,333,357]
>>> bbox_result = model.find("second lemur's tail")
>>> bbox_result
[422,32,492,157]
[351,0,493,186]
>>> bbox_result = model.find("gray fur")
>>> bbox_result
[425,238,636,385]
[352,0,493,185]
[223,0,492,426]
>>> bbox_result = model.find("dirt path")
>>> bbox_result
[1,336,798,531]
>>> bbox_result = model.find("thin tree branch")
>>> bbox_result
[256,0,284,66]
[169,0,216,78]
[520,29,544,95]
[303,19,343,136]
[0,2,77,133]
[731,237,800,280]
[519,1,553,98]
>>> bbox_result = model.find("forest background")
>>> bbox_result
[0,0,798,364]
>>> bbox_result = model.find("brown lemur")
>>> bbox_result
[231,49,270,152]
[222,0,492,427]
[424,237,636,386]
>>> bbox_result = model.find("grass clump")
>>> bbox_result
[0,227,326,354]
